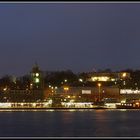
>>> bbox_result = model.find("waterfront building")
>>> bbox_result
[50,86,120,102]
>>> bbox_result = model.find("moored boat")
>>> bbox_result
[116,100,140,109]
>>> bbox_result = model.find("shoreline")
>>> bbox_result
[0,107,138,110]
[0,107,108,110]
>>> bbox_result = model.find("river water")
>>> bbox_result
[0,109,139,138]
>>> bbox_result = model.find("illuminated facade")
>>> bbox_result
[87,72,130,82]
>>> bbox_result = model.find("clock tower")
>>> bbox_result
[30,63,44,90]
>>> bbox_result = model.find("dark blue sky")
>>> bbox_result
[0,3,140,76]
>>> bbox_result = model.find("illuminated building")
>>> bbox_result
[87,72,130,82]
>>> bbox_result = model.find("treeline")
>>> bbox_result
[0,69,140,90]
[44,69,140,89]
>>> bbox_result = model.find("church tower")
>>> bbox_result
[30,63,44,90]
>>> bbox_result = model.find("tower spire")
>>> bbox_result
[35,61,38,67]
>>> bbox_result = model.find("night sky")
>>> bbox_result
[0,3,140,76]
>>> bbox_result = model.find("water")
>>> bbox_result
[0,109,139,137]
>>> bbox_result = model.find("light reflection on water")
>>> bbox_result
[0,109,139,137]
[0,108,139,112]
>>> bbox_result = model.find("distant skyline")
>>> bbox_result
[0,2,140,76]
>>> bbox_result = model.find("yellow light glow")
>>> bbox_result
[98,83,101,87]
[67,96,70,98]
[3,88,7,91]
[136,102,139,105]
[91,76,109,81]
[122,73,126,77]
[64,87,69,91]
[121,100,126,103]
[111,79,115,81]
[32,103,36,107]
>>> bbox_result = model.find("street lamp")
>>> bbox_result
[97,83,101,102]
